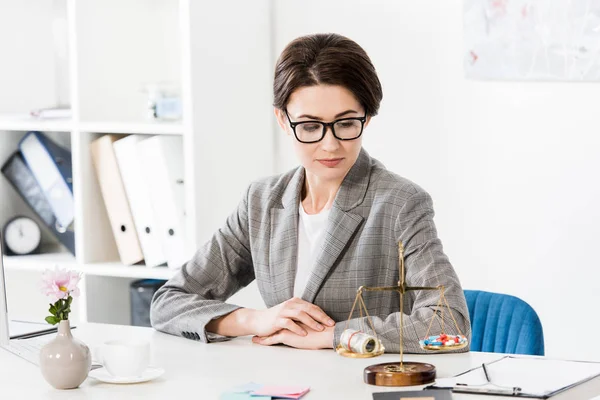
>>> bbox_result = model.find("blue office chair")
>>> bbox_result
[464,290,544,356]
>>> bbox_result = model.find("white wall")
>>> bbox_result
[271,0,600,360]
[76,0,181,122]
[188,0,275,245]
[187,0,275,311]
[0,0,68,114]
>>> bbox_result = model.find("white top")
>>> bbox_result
[0,323,597,399]
[294,203,331,298]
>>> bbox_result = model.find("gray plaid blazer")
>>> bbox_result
[151,148,471,353]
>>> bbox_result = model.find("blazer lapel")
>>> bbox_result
[302,208,363,303]
[268,167,304,304]
[302,148,372,303]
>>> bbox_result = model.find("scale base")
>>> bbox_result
[364,362,436,386]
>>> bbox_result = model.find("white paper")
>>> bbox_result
[434,356,600,397]
[464,0,600,81]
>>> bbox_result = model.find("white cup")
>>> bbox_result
[96,340,150,378]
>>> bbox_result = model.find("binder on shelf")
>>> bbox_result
[113,135,167,268]
[137,136,186,270]
[90,135,144,266]
[1,151,75,255]
[18,131,74,231]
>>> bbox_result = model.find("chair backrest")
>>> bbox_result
[464,290,544,356]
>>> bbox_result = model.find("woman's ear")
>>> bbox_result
[364,115,372,129]
[274,108,291,135]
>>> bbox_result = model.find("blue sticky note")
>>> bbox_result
[220,393,270,400]
[231,382,264,393]
[221,382,270,400]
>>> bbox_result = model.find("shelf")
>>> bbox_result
[78,121,183,135]
[0,116,183,135]
[3,252,77,272]
[0,115,73,132]
[3,253,175,280]
[82,262,175,280]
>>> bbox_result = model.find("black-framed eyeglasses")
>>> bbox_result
[285,109,367,144]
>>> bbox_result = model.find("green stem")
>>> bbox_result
[48,295,73,324]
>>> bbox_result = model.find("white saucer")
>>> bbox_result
[88,366,165,384]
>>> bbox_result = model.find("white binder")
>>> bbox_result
[137,136,186,270]
[113,135,167,268]
[90,135,144,266]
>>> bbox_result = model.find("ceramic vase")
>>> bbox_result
[39,320,91,389]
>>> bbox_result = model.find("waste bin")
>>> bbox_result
[130,279,167,327]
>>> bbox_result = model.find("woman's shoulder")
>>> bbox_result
[368,157,432,204]
[244,166,299,205]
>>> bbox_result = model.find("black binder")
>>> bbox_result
[1,151,75,255]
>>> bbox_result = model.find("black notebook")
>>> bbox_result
[373,389,452,400]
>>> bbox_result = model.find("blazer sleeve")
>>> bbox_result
[150,185,255,343]
[333,189,472,353]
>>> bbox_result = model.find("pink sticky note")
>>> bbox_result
[251,385,310,399]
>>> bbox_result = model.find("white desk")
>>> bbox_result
[1,323,599,399]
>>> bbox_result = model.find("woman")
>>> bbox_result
[150,33,471,353]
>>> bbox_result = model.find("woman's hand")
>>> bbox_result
[252,323,335,350]
[249,297,335,338]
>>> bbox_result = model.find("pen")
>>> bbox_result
[481,362,522,394]
[482,363,491,383]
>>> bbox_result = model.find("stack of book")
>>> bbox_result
[1,131,76,255]
[90,135,186,269]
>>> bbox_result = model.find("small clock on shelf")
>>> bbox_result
[2,216,42,256]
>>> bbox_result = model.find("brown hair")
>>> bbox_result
[273,33,383,116]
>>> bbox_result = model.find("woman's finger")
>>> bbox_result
[276,318,307,336]
[301,303,335,327]
[253,334,281,346]
[285,309,324,332]
[283,299,335,327]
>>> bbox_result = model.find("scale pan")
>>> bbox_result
[336,344,385,358]
[419,334,468,351]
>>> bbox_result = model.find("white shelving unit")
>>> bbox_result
[77,122,184,136]
[0,0,273,326]
[0,116,74,133]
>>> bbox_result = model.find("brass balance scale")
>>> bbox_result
[335,242,468,386]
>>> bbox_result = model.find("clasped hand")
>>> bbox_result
[250,297,335,350]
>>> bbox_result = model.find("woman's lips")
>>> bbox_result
[317,158,343,167]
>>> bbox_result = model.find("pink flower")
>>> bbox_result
[40,267,81,303]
